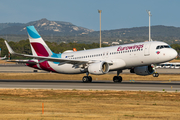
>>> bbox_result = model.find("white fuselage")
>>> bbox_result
[45,41,177,74]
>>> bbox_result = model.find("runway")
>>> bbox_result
[0,65,180,92]
[0,80,180,92]
[0,65,180,74]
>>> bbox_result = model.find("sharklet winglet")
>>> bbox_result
[4,40,15,54]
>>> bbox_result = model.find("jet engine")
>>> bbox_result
[131,65,154,76]
[88,61,109,75]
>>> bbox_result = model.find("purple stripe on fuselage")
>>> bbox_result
[39,61,56,72]
[26,60,40,69]
[26,60,56,72]
[31,43,49,56]
[26,63,40,70]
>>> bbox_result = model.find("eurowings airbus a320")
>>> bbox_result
[5,26,177,83]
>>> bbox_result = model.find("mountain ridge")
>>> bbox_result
[0,18,94,36]
[84,25,180,38]
[1,18,180,44]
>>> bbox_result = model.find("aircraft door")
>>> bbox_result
[144,43,151,56]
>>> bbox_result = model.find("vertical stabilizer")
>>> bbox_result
[27,26,52,57]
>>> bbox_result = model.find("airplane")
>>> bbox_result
[4,26,177,83]
[0,55,6,60]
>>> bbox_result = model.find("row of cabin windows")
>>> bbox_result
[110,48,143,55]
[69,48,143,59]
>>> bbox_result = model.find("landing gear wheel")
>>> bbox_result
[113,76,122,83]
[82,76,92,83]
[153,73,159,77]
[82,76,88,83]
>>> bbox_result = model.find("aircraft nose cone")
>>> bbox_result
[171,49,178,59]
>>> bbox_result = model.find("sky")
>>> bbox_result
[0,0,180,31]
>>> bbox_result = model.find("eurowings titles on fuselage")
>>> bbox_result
[117,44,144,51]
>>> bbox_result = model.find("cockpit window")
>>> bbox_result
[156,45,171,49]
[156,46,160,49]
[164,45,170,48]
[160,46,164,49]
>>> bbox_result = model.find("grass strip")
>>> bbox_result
[0,73,180,81]
[0,89,180,120]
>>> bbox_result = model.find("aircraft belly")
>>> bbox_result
[49,62,82,74]
[109,58,126,70]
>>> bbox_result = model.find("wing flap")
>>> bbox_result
[6,60,37,64]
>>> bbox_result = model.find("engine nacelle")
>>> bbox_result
[133,65,154,76]
[88,62,109,75]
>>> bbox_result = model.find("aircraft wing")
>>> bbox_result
[19,54,90,65]
[4,40,102,65]
[9,53,114,66]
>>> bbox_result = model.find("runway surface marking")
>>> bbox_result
[0,80,180,92]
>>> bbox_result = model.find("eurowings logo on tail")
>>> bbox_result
[26,26,62,66]
[27,26,53,57]
[26,26,41,39]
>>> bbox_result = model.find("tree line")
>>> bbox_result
[0,38,108,59]
[0,38,179,59]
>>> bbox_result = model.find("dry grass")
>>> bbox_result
[0,60,16,64]
[0,89,180,120]
[170,59,180,62]
[0,73,180,81]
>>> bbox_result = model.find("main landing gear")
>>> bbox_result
[113,70,122,83]
[82,70,123,83]
[82,72,92,83]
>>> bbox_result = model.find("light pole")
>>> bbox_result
[146,10,152,41]
[98,10,102,48]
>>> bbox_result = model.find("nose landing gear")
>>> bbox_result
[152,64,159,77]
[153,72,159,77]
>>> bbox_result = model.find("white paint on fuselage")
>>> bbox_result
[48,41,177,74]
